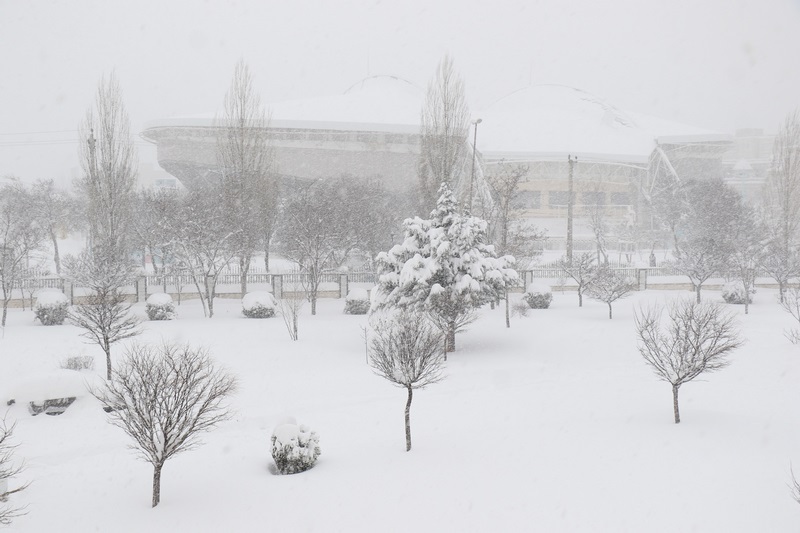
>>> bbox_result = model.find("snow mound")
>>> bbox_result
[5,370,101,405]
[146,293,173,306]
[35,289,68,307]
[242,291,277,318]
[346,288,369,302]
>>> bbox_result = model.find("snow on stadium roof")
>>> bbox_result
[143,79,729,162]
[143,75,423,134]
[476,84,729,164]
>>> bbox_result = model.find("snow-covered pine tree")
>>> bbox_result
[372,183,517,353]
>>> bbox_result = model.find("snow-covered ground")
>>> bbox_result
[1,288,799,532]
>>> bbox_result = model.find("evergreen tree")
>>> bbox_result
[373,183,517,353]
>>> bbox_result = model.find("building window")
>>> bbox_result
[549,191,571,207]
[610,192,631,206]
[512,190,541,210]
[581,191,605,206]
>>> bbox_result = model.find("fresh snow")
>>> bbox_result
[242,291,277,311]
[0,291,799,531]
[145,293,173,306]
[34,288,68,307]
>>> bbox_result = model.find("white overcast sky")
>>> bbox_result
[1,0,799,185]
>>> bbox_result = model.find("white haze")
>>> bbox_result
[1,0,799,184]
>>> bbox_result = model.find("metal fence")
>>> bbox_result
[0,265,780,304]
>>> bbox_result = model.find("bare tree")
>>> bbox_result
[277,283,305,341]
[728,206,765,315]
[586,266,635,319]
[0,183,45,327]
[0,417,27,526]
[66,247,142,380]
[558,252,598,307]
[417,54,470,213]
[761,110,800,302]
[779,286,800,344]
[790,466,800,505]
[130,188,179,277]
[93,343,237,507]
[77,71,137,260]
[30,179,77,277]
[369,312,444,451]
[672,178,743,302]
[216,60,278,287]
[171,184,239,318]
[279,181,354,315]
[635,299,743,423]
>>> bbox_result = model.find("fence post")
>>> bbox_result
[64,280,74,305]
[637,269,648,291]
[272,274,283,299]
[340,274,349,299]
[136,276,147,303]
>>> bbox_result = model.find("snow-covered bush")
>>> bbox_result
[34,289,69,326]
[523,283,553,309]
[60,355,95,372]
[722,281,753,305]
[242,291,277,318]
[511,299,530,317]
[344,288,370,315]
[271,422,321,475]
[146,293,176,321]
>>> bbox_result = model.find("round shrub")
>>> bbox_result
[722,281,753,305]
[344,288,370,315]
[271,423,321,475]
[146,293,176,321]
[523,283,553,309]
[242,291,277,318]
[34,289,69,326]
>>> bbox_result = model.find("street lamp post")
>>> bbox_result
[468,118,482,211]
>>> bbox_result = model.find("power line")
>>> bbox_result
[0,129,77,136]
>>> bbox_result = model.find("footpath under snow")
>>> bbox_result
[0,289,799,532]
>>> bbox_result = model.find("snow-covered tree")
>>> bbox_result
[672,178,742,302]
[761,110,800,302]
[66,246,142,380]
[369,311,444,451]
[728,206,765,315]
[94,343,236,507]
[372,183,517,352]
[417,55,470,214]
[77,71,137,261]
[586,266,635,319]
[30,179,77,277]
[279,180,357,315]
[216,60,278,288]
[171,183,239,318]
[635,299,742,423]
[558,252,597,307]
[0,183,45,327]
[0,418,27,525]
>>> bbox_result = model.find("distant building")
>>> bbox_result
[721,128,775,203]
[141,77,732,247]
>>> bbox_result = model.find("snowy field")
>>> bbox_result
[1,288,799,532]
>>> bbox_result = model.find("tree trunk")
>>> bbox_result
[405,386,413,452]
[446,320,456,353]
[695,284,702,304]
[578,288,583,307]
[152,463,163,507]
[1,300,7,327]
[104,337,112,380]
[607,302,612,319]
[239,256,250,298]
[505,292,510,328]
[310,289,317,316]
[672,383,681,424]
[50,229,61,276]
[779,281,786,304]
[264,233,271,272]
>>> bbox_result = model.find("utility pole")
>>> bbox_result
[468,118,482,212]
[566,155,577,265]
[87,128,99,252]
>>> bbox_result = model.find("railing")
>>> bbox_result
[0,266,784,304]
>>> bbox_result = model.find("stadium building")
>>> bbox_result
[141,76,731,247]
